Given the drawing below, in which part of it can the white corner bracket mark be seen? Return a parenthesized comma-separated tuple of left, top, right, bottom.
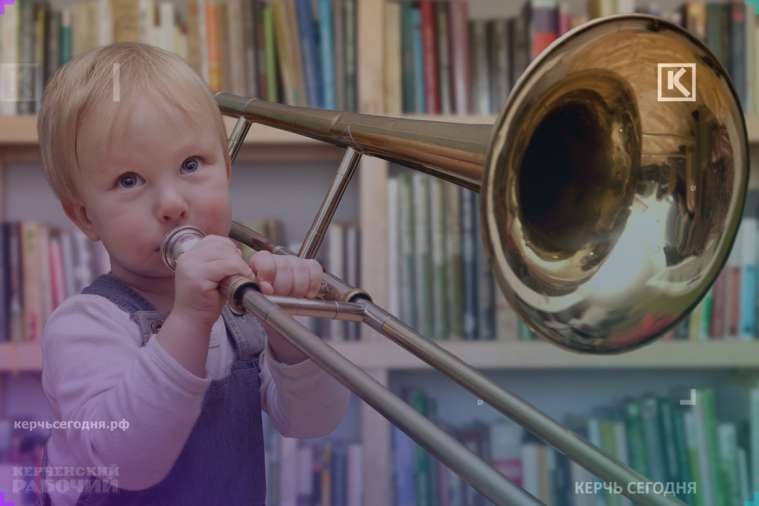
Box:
(679, 389, 697, 406)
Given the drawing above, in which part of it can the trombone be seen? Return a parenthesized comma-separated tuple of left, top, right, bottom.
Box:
(161, 14, 749, 505)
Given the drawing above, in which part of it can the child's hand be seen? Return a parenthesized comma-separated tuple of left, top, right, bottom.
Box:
(249, 250, 323, 298)
(173, 235, 255, 328)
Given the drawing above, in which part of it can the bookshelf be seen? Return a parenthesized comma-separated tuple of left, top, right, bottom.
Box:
(9, 339, 759, 372)
(2, 0, 759, 505)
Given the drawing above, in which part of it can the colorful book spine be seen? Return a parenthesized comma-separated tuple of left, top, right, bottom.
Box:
(295, 0, 323, 108)
(318, 0, 335, 109)
(740, 191, 759, 340)
(420, 0, 439, 114)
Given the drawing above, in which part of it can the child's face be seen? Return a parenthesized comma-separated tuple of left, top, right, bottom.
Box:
(66, 95, 232, 281)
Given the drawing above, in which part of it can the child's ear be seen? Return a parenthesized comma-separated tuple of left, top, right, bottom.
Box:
(62, 200, 100, 242)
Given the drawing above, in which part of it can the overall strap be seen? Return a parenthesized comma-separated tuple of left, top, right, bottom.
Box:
(82, 273, 155, 313)
(82, 273, 166, 346)
(221, 306, 266, 361)
(83, 273, 266, 358)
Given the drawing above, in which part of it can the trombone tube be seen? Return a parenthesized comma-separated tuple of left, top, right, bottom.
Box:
(299, 147, 361, 259)
(361, 304, 684, 506)
(228, 117, 253, 162)
(239, 287, 543, 505)
(215, 92, 490, 191)
(266, 296, 365, 322)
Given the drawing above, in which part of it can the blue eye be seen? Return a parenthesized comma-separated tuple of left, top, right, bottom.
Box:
(116, 172, 143, 189)
(180, 156, 201, 174)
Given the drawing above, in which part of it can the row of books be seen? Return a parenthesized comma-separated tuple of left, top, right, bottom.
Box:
(387, 0, 759, 116)
(391, 0, 576, 115)
(393, 384, 758, 506)
(0, 0, 358, 116)
(264, 433, 363, 506)
(0, 221, 110, 343)
(387, 172, 506, 342)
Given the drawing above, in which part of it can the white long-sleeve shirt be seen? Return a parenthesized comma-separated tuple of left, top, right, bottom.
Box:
(40, 294, 350, 506)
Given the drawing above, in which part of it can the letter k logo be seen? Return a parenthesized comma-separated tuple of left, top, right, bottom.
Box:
(657, 63, 696, 102)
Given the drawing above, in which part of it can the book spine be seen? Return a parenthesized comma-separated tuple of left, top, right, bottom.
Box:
(410, 6, 425, 113)
(489, 19, 510, 115)
(412, 173, 432, 337)
(448, 0, 469, 114)
(186, 0, 200, 76)
(60, 7, 71, 65)
(401, 1, 415, 113)
(420, 0, 439, 114)
(263, 3, 279, 103)
(640, 397, 666, 481)
(699, 286, 714, 341)
(331, 0, 345, 110)
(445, 184, 463, 339)
(295, 0, 322, 107)
(730, 0, 747, 107)
(435, 3, 451, 115)
(399, 173, 417, 329)
(529, 0, 559, 60)
(21, 222, 41, 342)
(255, 0, 269, 99)
(272, 0, 294, 104)
(387, 177, 400, 317)
(710, 270, 727, 338)
(717, 423, 740, 505)
(242, 0, 259, 98)
(18, 0, 35, 115)
(206, 0, 222, 91)
(318, 0, 335, 109)
(429, 178, 448, 340)
(343, 0, 356, 111)
(461, 189, 478, 340)
(624, 400, 649, 477)
(683, 410, 705, 506)
(470, 19, 489, 115)
(287, 0, 308, 106)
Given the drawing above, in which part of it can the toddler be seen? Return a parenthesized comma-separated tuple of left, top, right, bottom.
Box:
(36, 42, 350, 506)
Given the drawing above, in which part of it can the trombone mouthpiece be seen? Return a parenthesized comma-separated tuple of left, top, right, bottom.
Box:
(160, 225, 205, 271)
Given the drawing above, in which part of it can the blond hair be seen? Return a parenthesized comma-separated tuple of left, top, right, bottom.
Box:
(37, 42, 230, 208)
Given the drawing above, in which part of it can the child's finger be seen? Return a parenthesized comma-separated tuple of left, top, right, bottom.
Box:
(259, 280, 274, 296)
(307, 260, 322, 298)
(292, 260, 311, 298)
(250, 250, 276, 285)
(272, 255, 294, 295)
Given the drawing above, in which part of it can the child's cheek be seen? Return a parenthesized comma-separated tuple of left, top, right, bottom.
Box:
(204, 200, 233, 235)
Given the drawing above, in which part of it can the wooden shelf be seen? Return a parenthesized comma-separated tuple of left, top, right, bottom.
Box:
(5, 339, 759, 373)
(0, 342, 42, 373)
(0, 115, 343, 163)
(335, 339, 759, 370)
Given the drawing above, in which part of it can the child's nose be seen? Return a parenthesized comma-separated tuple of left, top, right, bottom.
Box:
(158, 192, 188, 223)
